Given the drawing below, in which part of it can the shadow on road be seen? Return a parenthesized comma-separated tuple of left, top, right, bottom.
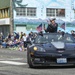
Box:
(30, 65, 75, 69)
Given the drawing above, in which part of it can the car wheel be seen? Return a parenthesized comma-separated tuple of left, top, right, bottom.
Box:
(27, 51, 34, 68)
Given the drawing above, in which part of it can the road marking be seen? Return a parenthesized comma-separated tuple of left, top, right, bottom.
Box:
(0, 61, 27, 65)
(8, 58, 24, 60)
(0, 58, 25, 60)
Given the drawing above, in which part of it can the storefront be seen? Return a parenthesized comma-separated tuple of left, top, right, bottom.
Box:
(13, 0, 75, 33)
(0, 0, 11, 37)
(0, 18, 10, 37)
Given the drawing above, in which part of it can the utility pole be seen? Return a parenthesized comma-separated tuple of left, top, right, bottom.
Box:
(10, 0, 14, 34)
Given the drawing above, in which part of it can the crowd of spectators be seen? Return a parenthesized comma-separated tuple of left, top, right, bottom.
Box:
(0, 30, 75, 51)
(0, 31, 37, 51)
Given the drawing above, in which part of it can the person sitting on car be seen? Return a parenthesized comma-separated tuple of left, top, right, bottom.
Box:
(44, 18, 58, 33)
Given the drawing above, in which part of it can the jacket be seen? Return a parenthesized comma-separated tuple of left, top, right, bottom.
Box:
(45, 23, 58, 33)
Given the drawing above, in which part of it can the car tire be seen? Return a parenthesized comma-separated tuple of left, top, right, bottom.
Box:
(27, 51, 34, 68)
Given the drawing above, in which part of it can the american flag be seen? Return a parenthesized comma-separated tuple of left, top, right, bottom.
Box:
(60, 23, 65, 30)
(36, 23, 42, 32)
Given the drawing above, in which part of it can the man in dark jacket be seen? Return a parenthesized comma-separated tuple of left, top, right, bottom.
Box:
(45, 18, 58, 33)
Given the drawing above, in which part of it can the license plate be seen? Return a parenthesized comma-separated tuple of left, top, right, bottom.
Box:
(57, 58, 67, 64)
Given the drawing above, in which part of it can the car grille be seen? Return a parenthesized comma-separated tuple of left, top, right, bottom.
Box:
(41, 58, 75, 64)
(67, 58, 75, 63)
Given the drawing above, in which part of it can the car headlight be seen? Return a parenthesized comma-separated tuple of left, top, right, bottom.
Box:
(33, 47, 38, 51)
(33, 46, 45, 52)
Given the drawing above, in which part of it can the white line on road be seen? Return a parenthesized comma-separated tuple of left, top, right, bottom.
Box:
(0, 61, 27, 65)
(0, 58, 26, 61)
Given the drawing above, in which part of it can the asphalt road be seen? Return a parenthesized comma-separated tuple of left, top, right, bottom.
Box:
(0, 48, 75, 75)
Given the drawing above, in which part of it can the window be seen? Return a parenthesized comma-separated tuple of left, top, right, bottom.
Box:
(0, 8, 9, 19)
(0, 10, 2, 18)
(16, 7, 26, 16)
(5, 8, 9, 17)
(46, 8, 65, 17)
(27, 8, 36, 16)
(56, 9, 65, 17)
(46, 8, 55, 17)
(16, 7, 36, 17)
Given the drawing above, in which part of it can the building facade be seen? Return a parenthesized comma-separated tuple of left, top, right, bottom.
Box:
(0, 0, 11, 37)
(0, 0, 75, 35)
(13, 0, 75, 33)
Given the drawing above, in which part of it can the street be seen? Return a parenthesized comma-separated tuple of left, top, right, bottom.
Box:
(0, 48, 75, 75)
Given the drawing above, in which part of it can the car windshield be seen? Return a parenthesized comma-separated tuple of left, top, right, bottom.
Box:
(34, 33, 75, 44)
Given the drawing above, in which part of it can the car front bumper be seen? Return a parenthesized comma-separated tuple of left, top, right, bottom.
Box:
(31, 52, 75, 65)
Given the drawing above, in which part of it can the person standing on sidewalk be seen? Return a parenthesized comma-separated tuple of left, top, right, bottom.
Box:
(22, 33, 27, 51)
(0, 34, 2, 48)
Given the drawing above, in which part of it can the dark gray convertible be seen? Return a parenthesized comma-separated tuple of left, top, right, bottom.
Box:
(27, 33, 75, 68)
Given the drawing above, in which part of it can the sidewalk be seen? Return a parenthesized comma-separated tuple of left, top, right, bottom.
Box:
(0, 46, 27, 52)
(0, 47, 18, 51)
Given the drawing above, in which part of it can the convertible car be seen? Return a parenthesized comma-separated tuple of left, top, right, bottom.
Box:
(27, 33, 75, 68)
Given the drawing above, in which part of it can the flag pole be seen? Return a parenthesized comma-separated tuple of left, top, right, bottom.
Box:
(64, 22, 66, 33)
(63, 22, 65, 33)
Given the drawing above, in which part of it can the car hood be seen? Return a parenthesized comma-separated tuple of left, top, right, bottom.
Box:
(35, 42, 75, 51)
(51, 42, 64, 49)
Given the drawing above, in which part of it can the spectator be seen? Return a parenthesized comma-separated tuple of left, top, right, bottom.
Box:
(57, 30, 62, 33)
(8, 33, 11, 40)
(11, 33, 14, 41)
(71, 30, 75, 38)
(22, 33, 27, 51)
(0, 34, 2, 48)
(14, 32, 19, 40)
(20, 32, 23, 40)
(1, 39, 7, 48)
